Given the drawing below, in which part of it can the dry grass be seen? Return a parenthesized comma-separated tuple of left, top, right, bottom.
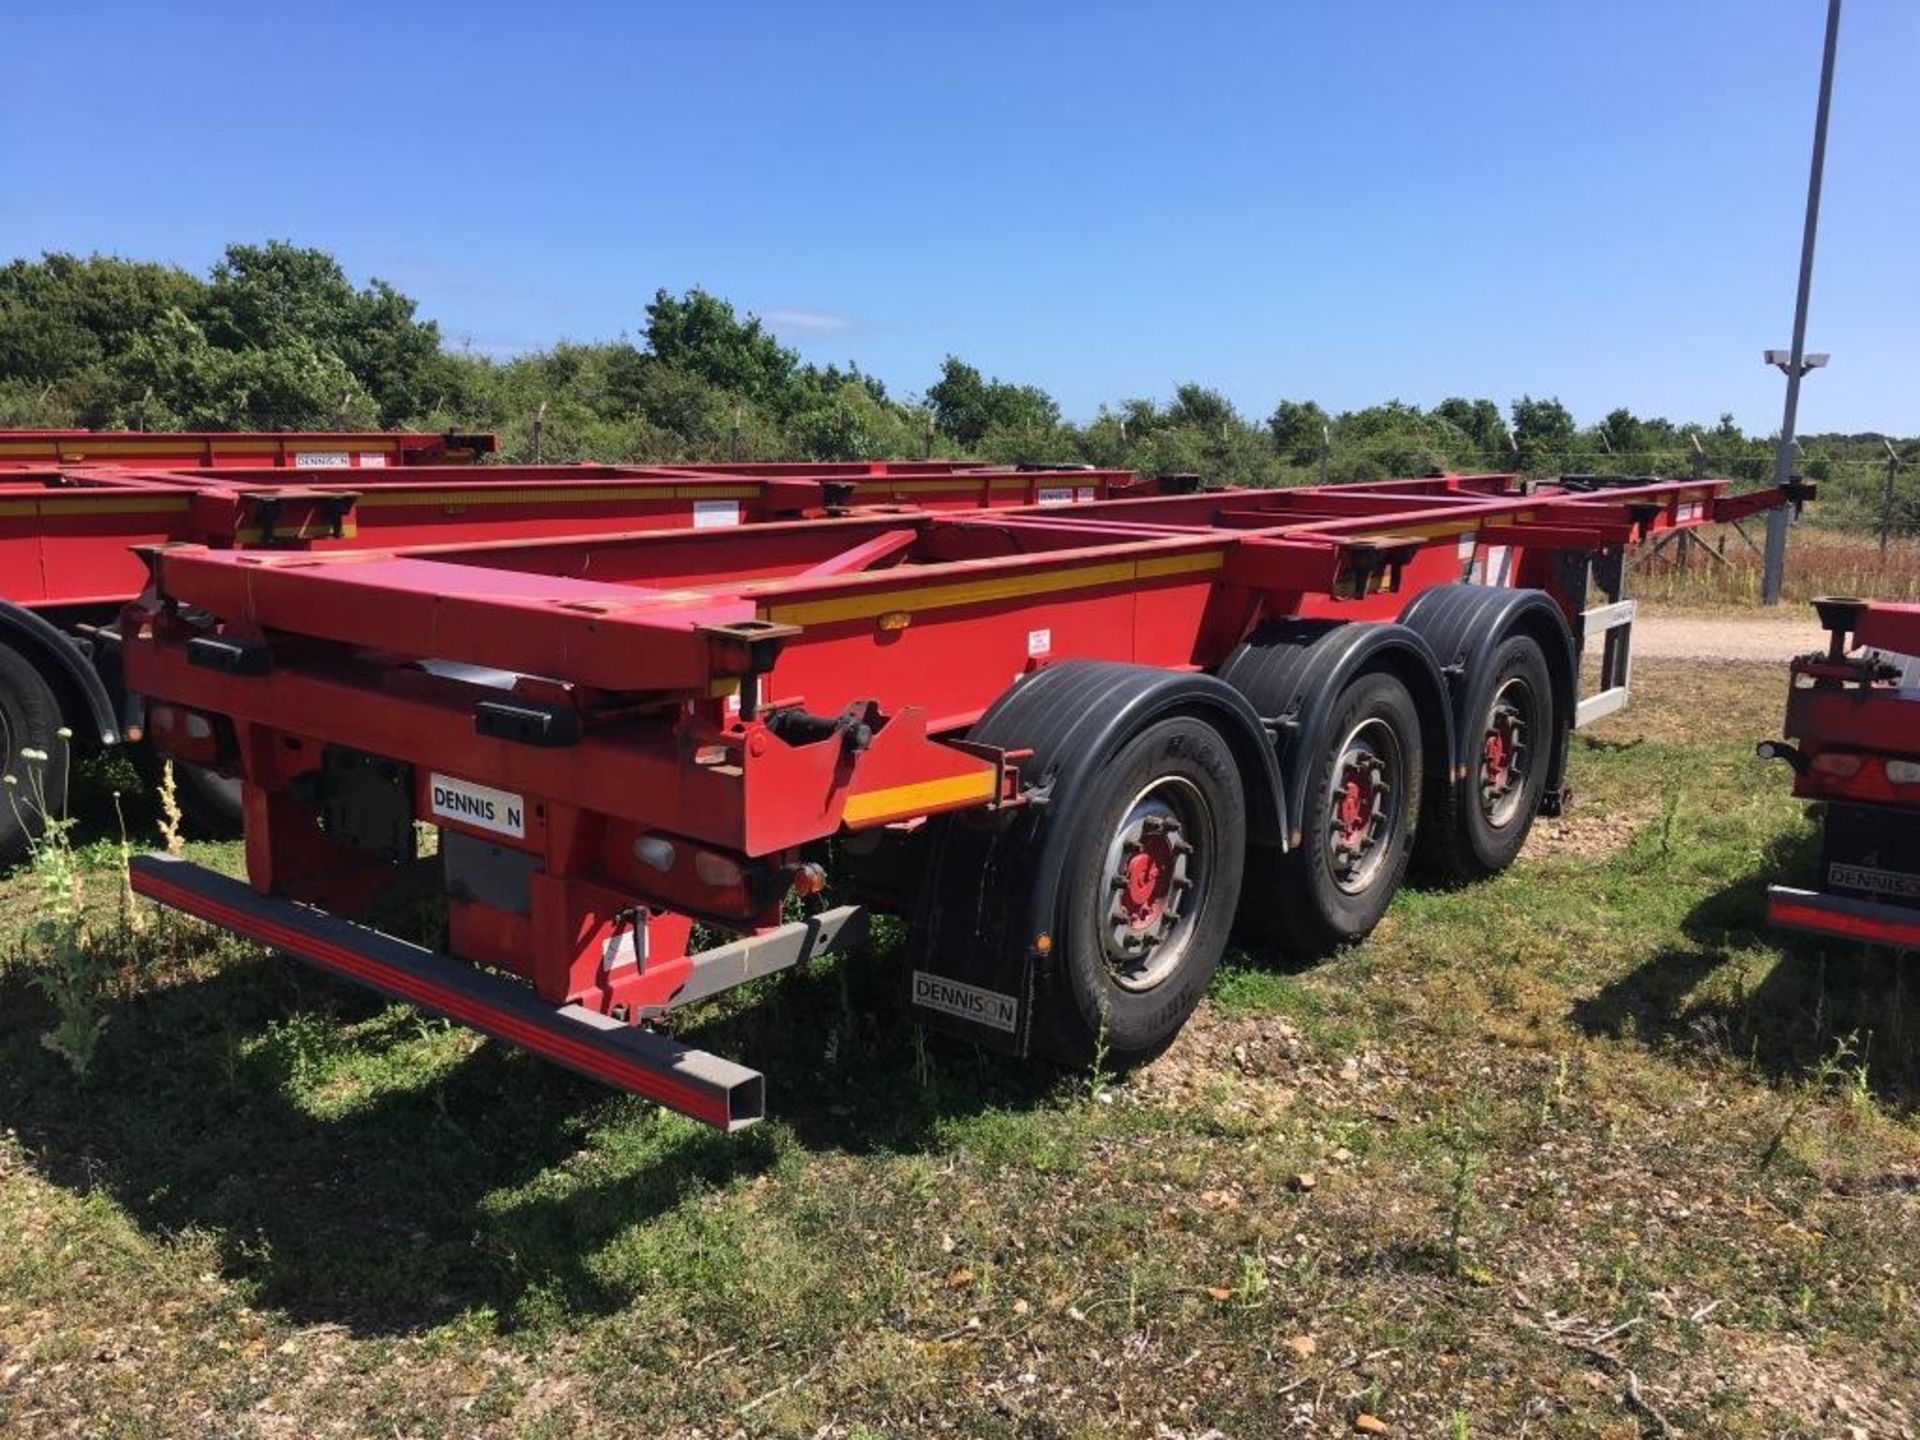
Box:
(1632, 523, 1920, 607)
(1, 660, 1917, 1437)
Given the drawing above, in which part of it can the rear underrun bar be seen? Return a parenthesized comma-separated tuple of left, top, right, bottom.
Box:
(129, 853, 765, 1131)
(1766, 884, 1920, 951)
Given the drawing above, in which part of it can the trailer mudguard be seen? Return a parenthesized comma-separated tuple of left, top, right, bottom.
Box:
(1398, 584, 1577, 799)
(0, 600, 119, 745)
(1216, 619, 1454, 849)
(908, 662, 1284, 1056)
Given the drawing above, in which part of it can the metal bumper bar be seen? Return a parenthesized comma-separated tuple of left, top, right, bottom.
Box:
(1766, 883, 1920, 952)
(129, 853, 766, 1130)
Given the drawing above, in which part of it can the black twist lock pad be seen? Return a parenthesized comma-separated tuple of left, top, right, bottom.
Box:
(1821, 802, 1920, 911)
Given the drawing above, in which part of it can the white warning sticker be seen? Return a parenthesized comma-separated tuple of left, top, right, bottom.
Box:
(1027, 627, 1052, 657)
(693, 499, 741, 528)
(429, 772, 526, 839)
(356, 452, 389, 468)
(912, 971, 1019, 1033)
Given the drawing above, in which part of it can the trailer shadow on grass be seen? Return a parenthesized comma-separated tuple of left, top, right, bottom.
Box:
(1571, 826, 1920, 1106)
(0, 929, 1057, 1338)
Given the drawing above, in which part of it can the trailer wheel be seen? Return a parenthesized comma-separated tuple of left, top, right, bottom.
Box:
(1419, 633, 1555, 881)
(1045, 714, 1247, 1063)
(1239, 670, 1422, 956)
(0, 644, 68, 864)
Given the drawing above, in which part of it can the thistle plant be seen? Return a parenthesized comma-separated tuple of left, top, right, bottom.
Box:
(6, 729, 115, 1078)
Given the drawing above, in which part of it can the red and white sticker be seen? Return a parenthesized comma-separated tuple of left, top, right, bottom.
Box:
(356, 452, 389, 468)
(1474, 544, 1512, 587)
(1027, 627, 1052, 657)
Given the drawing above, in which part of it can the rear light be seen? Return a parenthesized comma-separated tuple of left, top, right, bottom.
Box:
(1810, 752, 1864, 778)
(632, 835, 677, 873)
(145, 703, 226, 766)
(694, 851, 744, 888)
(1888, 760, 1920, 785)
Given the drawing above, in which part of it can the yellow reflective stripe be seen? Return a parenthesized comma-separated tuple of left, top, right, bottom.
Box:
(842, 770, 997, 825)
(883, 479, 982, 495)
(0, 496, 191, 517)
(0, 439, 201, 457)
(1136, 550, 1225, 580)
(354, 483, 759, 507)
(762, 550, 1224, 627)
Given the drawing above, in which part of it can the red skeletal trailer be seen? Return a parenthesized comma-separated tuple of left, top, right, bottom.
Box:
(117, 467, 1807, 1129)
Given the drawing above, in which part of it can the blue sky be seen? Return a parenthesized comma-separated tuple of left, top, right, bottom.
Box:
(3, 1, 1914, 434)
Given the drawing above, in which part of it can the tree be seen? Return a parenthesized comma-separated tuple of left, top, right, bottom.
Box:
(927, 355, 1059, 447)
(643, 288, 797, 412)
(114, 306, 374, 429)
(1510, 394, 1575, 468)
(1596, 406, 1646, 457)
(197, 242, 441, 423)
(1433, 396, 1505, 458)
(1167, 383, 1236, 431)
(1267, 399, 1329, 465)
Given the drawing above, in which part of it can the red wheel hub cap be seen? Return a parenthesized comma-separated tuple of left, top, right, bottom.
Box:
(1484, 727, 1510, 788)
(1337, 773, 1373, 849)
(1119, 833, 1174, 929)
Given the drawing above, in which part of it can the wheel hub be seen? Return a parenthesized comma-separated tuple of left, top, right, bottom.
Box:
(1100, 790, 1206, 993)
(1325, 718, 1400, 896)
(1479, 681, 1532, 826)
(1330, 754, 1387, 867)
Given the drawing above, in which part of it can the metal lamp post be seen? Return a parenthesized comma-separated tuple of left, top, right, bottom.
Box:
(1761, 0, 1842, 605)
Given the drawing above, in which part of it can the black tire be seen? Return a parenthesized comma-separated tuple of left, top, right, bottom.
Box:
(1418, 633, 1555, 883)
(0, 643, 69, 865)
(1042, 714, 1247, 1065)
(1238, 670, 1422, 957)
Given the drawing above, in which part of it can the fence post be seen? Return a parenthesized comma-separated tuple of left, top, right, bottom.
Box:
(1883, 440, 1903, 555)
(531, 401, 546, 464)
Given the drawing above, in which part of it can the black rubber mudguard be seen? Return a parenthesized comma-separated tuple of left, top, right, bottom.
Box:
(1217, 619, 1453, 845)
(0, 601, 120, 745)
(906, 662, 1283, 1057)
(1398, 583, 1576, 791)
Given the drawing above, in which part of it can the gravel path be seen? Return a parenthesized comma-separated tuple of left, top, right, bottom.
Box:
(1633, 608, 1826, 662)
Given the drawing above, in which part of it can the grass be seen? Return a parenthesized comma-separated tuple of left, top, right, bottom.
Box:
(1, 658, 1918, 1436)
(1632, 521, 1920, 606)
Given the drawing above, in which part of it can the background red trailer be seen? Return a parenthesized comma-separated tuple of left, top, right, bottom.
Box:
(1761, 597, 1920, 949)
(0, 428, 496, 470)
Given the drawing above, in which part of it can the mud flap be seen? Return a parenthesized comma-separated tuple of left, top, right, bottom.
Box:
(904, 808, 1047, 1057)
